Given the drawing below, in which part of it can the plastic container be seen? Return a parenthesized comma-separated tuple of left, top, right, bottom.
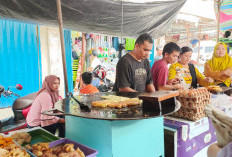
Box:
(50, 138, 98, 157)
(24, 128, 60, 157)
(25, 128, 60, 146)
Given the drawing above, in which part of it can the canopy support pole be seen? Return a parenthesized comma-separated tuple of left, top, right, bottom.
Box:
(56, 0, 69, 97)
(79, 33, 86, 89)
(217, 1, 221, 42)
(197, 25, 201, 63)
(119, 1, 124, 59)
(185, 24, 190, 46)
(121, 1, 123, 42)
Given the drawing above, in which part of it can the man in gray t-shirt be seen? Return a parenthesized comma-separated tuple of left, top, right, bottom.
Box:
(113, 33, 155, 93)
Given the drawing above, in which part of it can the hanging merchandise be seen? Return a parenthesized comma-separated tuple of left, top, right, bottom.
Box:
(125, 38, 136, 51)
(71, 31, 81, 39)
(74, 33, 87, 92)
(70, 31, 83, 91)
(84, 33, 119, 85)
(112, 37, 119, 51)
(86, 33, 90, 39)
(72, 59, 79, 85)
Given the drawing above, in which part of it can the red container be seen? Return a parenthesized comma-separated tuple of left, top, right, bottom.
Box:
(49, 138, 98, 157)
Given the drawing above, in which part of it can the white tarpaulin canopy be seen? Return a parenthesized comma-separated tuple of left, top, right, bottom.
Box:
(0, 0, 186, 38)
(168, 0, 216, 36)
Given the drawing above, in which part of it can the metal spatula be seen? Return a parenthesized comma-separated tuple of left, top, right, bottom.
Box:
(68, 92, 91, 112)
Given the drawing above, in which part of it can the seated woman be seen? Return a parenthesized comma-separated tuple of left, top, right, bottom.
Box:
(26, 75, 65, 137)
(168, 46, 213, 89)
(204, 42, 232, 87)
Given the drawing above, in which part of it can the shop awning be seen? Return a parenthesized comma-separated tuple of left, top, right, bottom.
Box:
(220, 0, 232, 31)
(0, 0, 186, 38)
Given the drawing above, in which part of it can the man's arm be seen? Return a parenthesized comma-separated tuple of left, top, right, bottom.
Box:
(145, 83, 155, 92)
(119, 87, 137, 92)
(158, 84, 183, 91)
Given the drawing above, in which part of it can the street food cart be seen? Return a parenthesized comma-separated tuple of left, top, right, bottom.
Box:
(44, 91, 180, 157)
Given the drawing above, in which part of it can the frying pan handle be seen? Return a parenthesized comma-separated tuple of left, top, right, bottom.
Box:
(42, 108, 65, 116)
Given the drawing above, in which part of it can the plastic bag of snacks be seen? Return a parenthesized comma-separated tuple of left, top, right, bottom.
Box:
(205, 105, 232, 148)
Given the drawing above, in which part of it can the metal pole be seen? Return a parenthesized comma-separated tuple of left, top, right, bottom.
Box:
(36, 26, 41, 88)
(197, 25, 201, 63)
(217, 1, 221, 42)
(118, 1, 123, 59)
(121, 1, 123, 42)
(79, 33, 86, 88)
(56, 0, 69, 97)
(185, 24, 190, 46)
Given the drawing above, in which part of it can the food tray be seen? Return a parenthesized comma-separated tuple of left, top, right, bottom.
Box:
(21, 128, 60, 157)
(22, 128, 59, 147)
(50, 138, 98, 157)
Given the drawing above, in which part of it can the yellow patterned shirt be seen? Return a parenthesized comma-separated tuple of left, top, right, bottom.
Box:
(168, 62, 208, 88)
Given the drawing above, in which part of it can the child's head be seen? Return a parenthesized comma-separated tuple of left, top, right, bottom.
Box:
(81, 72, 93, 85)
(162, 42, 181, 64)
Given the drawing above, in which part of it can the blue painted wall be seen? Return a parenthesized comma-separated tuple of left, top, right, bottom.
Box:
(0, 19, 73, 107)
(0, 19, 41, 108)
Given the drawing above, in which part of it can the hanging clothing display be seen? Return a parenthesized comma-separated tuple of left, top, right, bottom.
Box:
(125, 38, 136, 50)
(113, 37, 119, 51)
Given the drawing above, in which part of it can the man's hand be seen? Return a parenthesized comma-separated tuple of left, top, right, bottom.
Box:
(119, 87, 137, 92)
(146, 84, 155, 93)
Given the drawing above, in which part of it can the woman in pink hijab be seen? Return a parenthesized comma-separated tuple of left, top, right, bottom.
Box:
(26, 75, 65, 137)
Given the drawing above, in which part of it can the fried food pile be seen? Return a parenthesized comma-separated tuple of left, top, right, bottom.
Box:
(11, 132, 31, 145)
(0, 135, 14, 148)
(25, 142, 85, 157)
(0, 135, 30, 157)
(92, 95, 142, 108)
(173, 87, 212, 121)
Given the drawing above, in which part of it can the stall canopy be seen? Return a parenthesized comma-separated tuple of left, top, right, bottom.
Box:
(168, 0, 216, 36)
(0, 0, 186, 38)
(220, 0, 232, 31)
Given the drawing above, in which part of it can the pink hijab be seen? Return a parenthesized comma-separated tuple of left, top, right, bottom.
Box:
(36, 75, 60, 104)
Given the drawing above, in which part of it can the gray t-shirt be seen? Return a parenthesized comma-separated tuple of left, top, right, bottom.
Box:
(113, 53, 153, 92)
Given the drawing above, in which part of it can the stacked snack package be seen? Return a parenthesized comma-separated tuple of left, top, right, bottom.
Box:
(173, 87, 212, 121)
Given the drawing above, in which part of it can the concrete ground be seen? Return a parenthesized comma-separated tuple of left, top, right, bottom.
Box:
(0, 107, 14, 122)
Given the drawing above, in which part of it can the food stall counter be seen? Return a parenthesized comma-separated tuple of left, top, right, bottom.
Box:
(44, 92, 180, 157)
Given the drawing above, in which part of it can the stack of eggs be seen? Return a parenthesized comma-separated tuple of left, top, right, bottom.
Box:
(173, 87, 211, 121)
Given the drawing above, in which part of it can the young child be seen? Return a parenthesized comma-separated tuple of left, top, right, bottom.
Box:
(80, 72, 99, 94)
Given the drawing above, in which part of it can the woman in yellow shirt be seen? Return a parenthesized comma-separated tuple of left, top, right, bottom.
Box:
(204, 42, 232, 87)
(168, 46, 213, 89)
